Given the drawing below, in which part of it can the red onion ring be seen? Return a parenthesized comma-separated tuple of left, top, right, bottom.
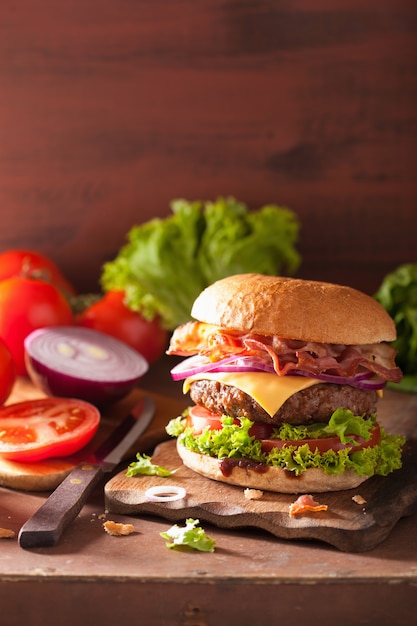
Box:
(292, 370, 386, 390)
(170, 354, 386, 390)
(144, 485, 186, 502)
(170, 354, 260, 380)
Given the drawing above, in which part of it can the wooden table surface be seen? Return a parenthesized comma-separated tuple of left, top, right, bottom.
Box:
(1, 357, 417, 626)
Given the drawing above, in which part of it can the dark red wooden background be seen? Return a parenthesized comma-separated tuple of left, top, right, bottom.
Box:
(1, 0, 416, 295)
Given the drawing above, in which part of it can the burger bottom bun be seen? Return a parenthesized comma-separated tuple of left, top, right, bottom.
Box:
(177, 440, 369, 494)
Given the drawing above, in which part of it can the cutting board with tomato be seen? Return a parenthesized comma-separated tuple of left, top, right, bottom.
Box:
(105, 389, 417, 552)
(0, 377, 187, 491)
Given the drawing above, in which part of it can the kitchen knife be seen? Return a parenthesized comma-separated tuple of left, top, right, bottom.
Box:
(18, 395, 155, 549)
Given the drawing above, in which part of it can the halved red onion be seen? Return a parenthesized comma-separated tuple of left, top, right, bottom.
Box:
(24, 326, 149, 407)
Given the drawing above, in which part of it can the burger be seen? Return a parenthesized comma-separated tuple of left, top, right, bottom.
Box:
(166, 273, 405, 493)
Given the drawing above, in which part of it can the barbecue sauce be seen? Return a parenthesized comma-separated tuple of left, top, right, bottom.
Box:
(219, 458, 301, 480)
(219, 458, 269, 477)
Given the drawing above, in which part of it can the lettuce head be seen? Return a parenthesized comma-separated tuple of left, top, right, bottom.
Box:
(375, 263, 417, 392)
(101, 197, 301, 329)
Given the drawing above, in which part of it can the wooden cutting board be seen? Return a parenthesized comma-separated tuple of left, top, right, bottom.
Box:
(0, 377, 187, 491)
(105, 389, 417, 552)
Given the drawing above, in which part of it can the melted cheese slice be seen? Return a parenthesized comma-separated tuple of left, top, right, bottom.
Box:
(183, 372, 322, 417)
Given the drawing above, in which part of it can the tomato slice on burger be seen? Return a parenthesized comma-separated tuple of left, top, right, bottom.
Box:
(186, 405, 228, 434)
(260, 423, 381, 454)
(0, 398, 100, 462)
(186, 405, 273, 437)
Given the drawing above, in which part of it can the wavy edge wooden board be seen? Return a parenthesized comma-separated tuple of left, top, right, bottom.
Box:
(0, 378, 187, 491)
(105, 437, 417, 553)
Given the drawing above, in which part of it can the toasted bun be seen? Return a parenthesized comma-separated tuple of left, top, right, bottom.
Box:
(177, 441, 367, 494)
(191, 274, 396, 345)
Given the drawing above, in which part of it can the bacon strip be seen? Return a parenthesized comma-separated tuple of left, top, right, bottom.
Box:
(167, 322, 223, 356)
(289, 494, 328, 517)
(167, 321, 402, 383)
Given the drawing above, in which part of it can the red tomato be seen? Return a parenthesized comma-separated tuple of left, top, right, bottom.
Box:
(186, 405, 381, 453)
(186, 405, 227, 433)
(260, 423, 381, 454)
(76, 290, 168, 364)
(0, 277, 73, 376)
(0, 339, 16, 405)
(186, 405, 272, 437)
(0, 249, 76, 296)
(0, 398, 100, 462)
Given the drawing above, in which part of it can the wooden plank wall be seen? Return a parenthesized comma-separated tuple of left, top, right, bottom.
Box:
(1, 0, 416, 295)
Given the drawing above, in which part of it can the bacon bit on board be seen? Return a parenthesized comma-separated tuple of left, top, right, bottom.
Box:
(289, 494, 328, 517)
(0, 527, 15, 539)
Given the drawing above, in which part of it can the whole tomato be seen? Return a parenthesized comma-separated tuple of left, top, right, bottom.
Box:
(0, 249, 76, 297)
(76, 290, 168, 364)
(0, 338, 16, 404)
(0, 277, 74, 376)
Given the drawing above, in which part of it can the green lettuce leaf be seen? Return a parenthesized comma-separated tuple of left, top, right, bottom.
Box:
(125, 453, 173, 477)
(276, 409, 374, 444)
(375, 263, 417, 392)
(100, 197, 300, 329)
(167, 408, 405, 478)
(160, 518, 216, 552)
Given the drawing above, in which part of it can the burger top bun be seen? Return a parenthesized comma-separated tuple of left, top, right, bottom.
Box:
(191, 273, 396, 345)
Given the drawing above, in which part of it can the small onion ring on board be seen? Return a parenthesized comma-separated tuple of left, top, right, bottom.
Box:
(144, 485, 187, 502)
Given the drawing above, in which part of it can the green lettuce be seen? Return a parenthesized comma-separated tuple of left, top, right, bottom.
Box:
(375, 263, 417, 392)
(100, 197, 300, 329)
(167, 408, 405, 478)
(160, 518, 216, 552)
(276, 408, 375, 444)
(125, 452, 173, 477)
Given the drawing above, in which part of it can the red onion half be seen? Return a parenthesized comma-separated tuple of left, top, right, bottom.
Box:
(24, 326, 149, 406)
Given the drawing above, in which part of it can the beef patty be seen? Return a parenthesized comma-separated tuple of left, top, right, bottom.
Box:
(189, 379, 378, 426)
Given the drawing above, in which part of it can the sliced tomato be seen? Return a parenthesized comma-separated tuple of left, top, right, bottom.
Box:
(0, 398, 100, 462)
(186, 405, 381, 454)
(187, 406, 284, 439)
(260, 423, 381, 454)
(186, 405, 227, 434)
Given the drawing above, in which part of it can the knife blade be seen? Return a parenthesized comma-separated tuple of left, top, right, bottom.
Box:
(18, 395, 155, 549)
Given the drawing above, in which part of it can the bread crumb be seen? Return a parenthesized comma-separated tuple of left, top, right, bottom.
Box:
(0, 527, 15, 539)
(103, 520, 136, 536)
(244, 488, 263, 500)
(352, 494, 367, 505)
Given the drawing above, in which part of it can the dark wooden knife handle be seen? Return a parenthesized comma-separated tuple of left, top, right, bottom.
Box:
(18, 463, 104, 549)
